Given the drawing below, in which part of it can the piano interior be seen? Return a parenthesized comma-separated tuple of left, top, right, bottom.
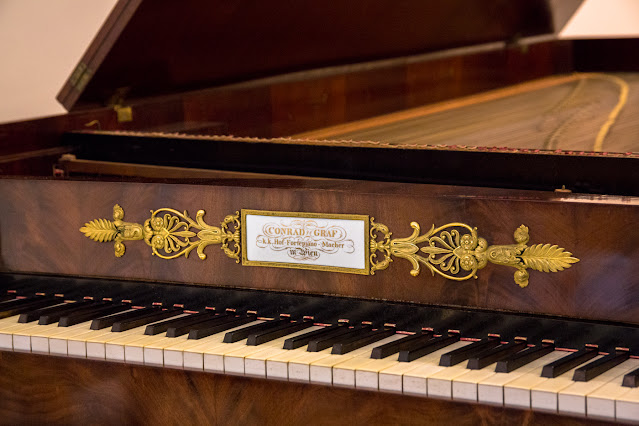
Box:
(1, 0, 639, 424)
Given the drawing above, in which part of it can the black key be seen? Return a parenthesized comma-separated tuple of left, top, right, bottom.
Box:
(58, 303, 130, 327)
(38, 301, 101, 325)
(0, 296, 58, 318)
(0, 296, 46, 309)
(622, 367, 639, 388)
(18, 301, 72, 322)
(188, 315, 256, 340)
(371, 331, 433, 359)
(247, 320, 314, 346)
(573, 351, 630, 382)
(308, 325, 370, 352)
(496, 343, 555, 373)
(166, 313, 228, 337)
(467, 339, 528, 370)
(283, 324, 350, 350)
(399, 334, 460, 362)
(223, 319, 288, 343)
(541, 347, 598, 378)
(146, 312, 217, 336)
(0, 297, 62, 318)
(91, 307, 157, 330)
(439, 337, 501, 367)
(332, 328, 396, 355)
(112, 309, 182, 332)
(0, 294, 18, 303)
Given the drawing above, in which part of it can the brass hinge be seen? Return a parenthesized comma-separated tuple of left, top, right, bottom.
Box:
(69, 62, 93, 92)
(113, 105, 133, 123)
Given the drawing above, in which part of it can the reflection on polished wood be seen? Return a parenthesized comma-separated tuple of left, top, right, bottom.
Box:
(1, 178, 638, 325)
(0, 351, 612, 425)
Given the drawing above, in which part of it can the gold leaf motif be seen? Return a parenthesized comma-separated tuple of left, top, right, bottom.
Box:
(369, 221, 579, 287)
(80, 219, 118, 242)
(143, 208, 240, 261)
(80, 205, 241, 262)
(520, 244, 579, 273)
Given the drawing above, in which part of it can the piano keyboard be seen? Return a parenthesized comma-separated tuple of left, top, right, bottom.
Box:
(2, 274, 639, 422)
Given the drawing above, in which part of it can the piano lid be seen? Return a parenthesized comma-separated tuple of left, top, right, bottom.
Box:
(57, 0, 554, 110)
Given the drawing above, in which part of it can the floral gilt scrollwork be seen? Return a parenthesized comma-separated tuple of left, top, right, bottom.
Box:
(80, 205, 240, 262)
(144, 208, 240, 261)
(80, 204, 144, 257)
(370, 220, 578, 288)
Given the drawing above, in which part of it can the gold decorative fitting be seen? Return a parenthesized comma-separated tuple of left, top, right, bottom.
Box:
(80, 205, 240, 261)
(369, 221, 578, 288)
(114, 105, 133, 123)
(81, 206, 578, 288)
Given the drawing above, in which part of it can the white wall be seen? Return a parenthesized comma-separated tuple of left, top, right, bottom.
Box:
(0, 0, 637, 125)
(560, 0, 639, 38)
(0, 0, 116, 124)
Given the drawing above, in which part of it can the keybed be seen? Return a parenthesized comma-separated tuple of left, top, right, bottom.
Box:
(2, 274, 639, 422)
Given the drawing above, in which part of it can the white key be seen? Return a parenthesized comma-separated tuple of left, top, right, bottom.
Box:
(0, 316, 50, 351)
(24, 322, 87, 353)
(586, 359, 639, 419)
(264, 338, 328, 380)
(243, 326, 324, 377)
(328, 334, 416, 389)
(67, 326, 141, 358)
(558, 359, 639, 416)
(162, 337, 212, 369)
(25, 321, 97, 357)
(111, 333, 174, 364)
(199, 321, 272, 373)
(477, 350, 566, 406)
(48, 322, 96, 355)
(143, 335, 191, 366)
(13, 323, 54, 352)
(67, 312, 187, 358)
(0, 313, 27, 328)
(288, 347, 336, 382)
(427, 360, 474, 399)
(377, 340, 470, 394)
(530, 354, 604, 412)
(309, 334, 405, 385)
(398, 340, 476, 397)
(178, 320, 264, 371)
(616, 386, 639, 423)
(503, 350, 577, 408)
(87, 313, 191, 361)
(204, 339, 252, 373)
(86, 326, 150, 360)
(354, 346, 419, 391)
(224, 326, 319, 375)
(450, 362, 501, 402)
(0, 316, 23, 350)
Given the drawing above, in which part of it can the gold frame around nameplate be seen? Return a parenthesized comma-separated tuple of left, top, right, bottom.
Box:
(241, 209, 370, 275)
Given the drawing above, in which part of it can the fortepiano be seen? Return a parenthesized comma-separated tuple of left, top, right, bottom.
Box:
(1, 1, 639, 424)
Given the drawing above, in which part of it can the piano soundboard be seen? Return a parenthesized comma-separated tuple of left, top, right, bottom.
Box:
(2, 273, 638, 423)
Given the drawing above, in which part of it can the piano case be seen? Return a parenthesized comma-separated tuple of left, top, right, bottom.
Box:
(1, 1, 638, 424)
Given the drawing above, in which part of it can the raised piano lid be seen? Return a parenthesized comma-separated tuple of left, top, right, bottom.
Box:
(56, 0, 554, 110)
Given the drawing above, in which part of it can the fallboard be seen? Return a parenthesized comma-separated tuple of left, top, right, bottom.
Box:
(0, 177, 637, 324)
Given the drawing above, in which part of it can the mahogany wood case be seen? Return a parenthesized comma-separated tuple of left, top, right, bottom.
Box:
(1, 178, 636, 325)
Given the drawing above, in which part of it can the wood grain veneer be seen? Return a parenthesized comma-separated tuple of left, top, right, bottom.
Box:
(1, 178, 637, 325)
(60, 0, 553, 109)
(0, 351, 612, 425)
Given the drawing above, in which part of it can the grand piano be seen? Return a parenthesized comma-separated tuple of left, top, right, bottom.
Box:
(1, 1, 639, 424)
